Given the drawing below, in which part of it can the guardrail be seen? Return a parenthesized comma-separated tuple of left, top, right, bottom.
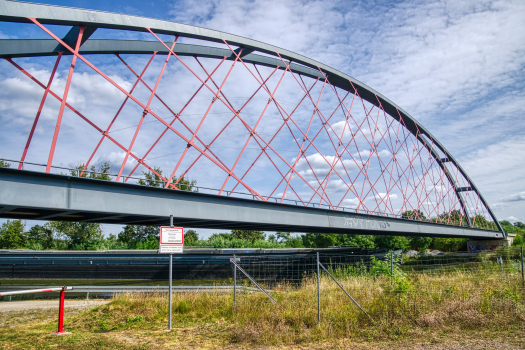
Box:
(0, 286, 72, 334)
(0, 285, 258, 299)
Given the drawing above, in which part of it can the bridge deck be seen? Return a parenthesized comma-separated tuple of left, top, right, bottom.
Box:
(0, 168, 502, 239)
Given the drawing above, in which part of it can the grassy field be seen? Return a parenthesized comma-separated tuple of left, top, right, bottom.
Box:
(0, 265, 524, 349)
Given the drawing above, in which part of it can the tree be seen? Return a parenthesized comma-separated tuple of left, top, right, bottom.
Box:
(410, 236, 433, 252)
(209, 233, 234, 241)
(71, 162, 112, 180)
(0, 220, 25, 249)
(441, 209, 468, 226)
(118, 225, 159, 247)
(0, 160, 10, 168)
(26, 224, 54, 249)
(514, 222, 525, 229)
(513, 234, 524, 246)
(301, 233, 338, 248)
(138, 167, 197, 191)
(275, 232, 291, 242)
(402, 210, 427, 221)
(184, 229, 198, 244)
(500, 220, 516, 233)
(231, 230, 265, 242)
(49, 221, 104, 247)
(375, 235, 411, 251)
(432, 237, 467, 252)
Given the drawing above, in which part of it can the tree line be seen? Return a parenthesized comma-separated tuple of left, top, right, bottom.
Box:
(0, 160, 522, 251)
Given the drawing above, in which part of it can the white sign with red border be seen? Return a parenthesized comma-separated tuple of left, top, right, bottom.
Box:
(159, 226, 184, 254)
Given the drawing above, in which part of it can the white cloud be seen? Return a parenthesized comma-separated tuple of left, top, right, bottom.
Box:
(373, 193, 398, 201)
(293, 152, 359, 178)
(503, 192, 525, 202)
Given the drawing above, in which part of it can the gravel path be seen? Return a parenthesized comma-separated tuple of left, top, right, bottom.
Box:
(0, 299, 109, 312)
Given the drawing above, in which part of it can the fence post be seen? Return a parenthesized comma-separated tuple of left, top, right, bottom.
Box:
(317, 252, 320, 324)
(168, 214, 173, 331)
(390, 250, 394, 286)
(521, 246, 525, 288)
(233, 254, 237, 315)
(56, 287, 65, 334)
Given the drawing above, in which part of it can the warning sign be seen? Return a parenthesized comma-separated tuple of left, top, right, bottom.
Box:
(159, 226, 183, 254)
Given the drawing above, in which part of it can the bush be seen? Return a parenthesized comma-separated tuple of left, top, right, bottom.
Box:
(512, 234, 524, 246)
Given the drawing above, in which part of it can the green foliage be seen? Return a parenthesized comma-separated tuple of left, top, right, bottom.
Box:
(402, 210, 426, 221)
(438, 209, 469, 227)
(190, 236, 284, 249)
(369, 252, 412, 293)
(175, 300, 191, 313)
(0, 220, 25, 249)
(134, 236, 159, 250)
(410, 236, 433, 251)
(138, 166, 197, 192)
(301, 233, 337, 248)
(209, 233, 234, 241)
(284, 236, 304, 248)
(0, 159, 10, 168)
(26, 224, 54, 249)
(71, 162, 112, 180)
(126, 315, 144, 323)
(375, 235, 411, 251)
(512, 234, 524, 246)
(301, 233, 375, 249)
(432, 237, 468, 252)
(48, 221, 104, 249)
(500, 220, 525, 234)
(184, 229, 198, 244)
(231, 230, 266, 242)
(118, 225, 159, 248)
(275, 232, 291, 242)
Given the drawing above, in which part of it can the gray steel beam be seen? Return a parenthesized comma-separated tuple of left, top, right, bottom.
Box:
(54, 25, 97, 52)
(0, 168, 503, 239)
(0, 39, 324, 81)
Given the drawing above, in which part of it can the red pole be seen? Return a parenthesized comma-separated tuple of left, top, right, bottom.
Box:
(57, 287, 65, 334)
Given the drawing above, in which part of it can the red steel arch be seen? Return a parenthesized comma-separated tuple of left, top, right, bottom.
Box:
(0, 1, 503, 234)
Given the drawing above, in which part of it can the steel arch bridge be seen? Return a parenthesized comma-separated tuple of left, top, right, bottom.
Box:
(0, 0, 504, 239)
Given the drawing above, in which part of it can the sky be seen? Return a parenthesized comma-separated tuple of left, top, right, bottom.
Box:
(0, 0, 523, 238)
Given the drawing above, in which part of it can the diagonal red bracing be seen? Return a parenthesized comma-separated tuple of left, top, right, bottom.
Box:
(30, 19, 264, 200)
(81, 52, 158, 177)
(19, 53, 62, 169)
(46, 27, 84, 172)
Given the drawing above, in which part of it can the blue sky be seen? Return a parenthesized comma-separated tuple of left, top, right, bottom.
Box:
(0, 0, 524, 238)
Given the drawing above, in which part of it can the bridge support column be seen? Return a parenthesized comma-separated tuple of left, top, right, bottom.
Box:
(467, 233, 515, 253)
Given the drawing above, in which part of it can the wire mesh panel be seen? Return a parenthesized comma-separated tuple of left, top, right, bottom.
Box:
(232, 248, 524, 295)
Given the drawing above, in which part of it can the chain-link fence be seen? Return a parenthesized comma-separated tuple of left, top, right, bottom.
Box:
(228, 247, 525, 321)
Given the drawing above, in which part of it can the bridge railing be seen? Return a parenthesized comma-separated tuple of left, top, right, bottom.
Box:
(0, 158, 492, 229)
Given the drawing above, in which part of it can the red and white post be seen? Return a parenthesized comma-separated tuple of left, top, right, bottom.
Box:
(0, 286, 72, 334)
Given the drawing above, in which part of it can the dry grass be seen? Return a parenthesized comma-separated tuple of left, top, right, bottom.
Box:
(0, 269, 524, 349)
